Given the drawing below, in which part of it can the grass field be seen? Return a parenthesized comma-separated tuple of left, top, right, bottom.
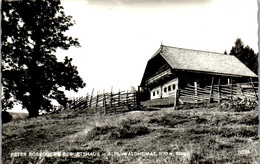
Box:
(2, 105, 259, 164)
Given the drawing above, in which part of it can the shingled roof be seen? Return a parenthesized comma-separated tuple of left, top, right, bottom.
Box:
(141, 45, 257, 85)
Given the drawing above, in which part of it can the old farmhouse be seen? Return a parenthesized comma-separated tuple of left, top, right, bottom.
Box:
(140, 45, 257, 100)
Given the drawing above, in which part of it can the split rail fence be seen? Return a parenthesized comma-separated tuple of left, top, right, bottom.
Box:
(68, 90, 140, 113)
(178, 81, 258, 104)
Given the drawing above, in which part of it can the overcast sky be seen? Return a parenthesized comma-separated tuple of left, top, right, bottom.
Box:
(55, 0, 258, 97)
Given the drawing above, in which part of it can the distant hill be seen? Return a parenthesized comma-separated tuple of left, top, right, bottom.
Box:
(2, 111, 29, 123)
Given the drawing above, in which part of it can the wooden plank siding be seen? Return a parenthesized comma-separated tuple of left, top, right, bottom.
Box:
(146, 68, 172, 86)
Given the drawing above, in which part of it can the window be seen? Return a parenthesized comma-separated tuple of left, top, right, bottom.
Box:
(164, 87, 167, 93)
(172, 84, 176, 90)
(168, 86, 171, 91)
(157, 91, 159, 95)
(153, 91, 155, 96)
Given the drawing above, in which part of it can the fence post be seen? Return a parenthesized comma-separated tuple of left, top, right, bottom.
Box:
(118, 89, 121, 107)
(103, 90, 107, 115)
(230, 78, 233, 100)
(173, 89, 179, 110)
(194, 82, 198, 102)
(71, 97, 77, 110)
(218, 78, 221, 103)
(89, 88, 94, 108)
(96, 91, 99, 108)
(110, 87, 113, 108)
(249, 77, 258, 100)
(133, 92, 136, 107)
(137, 86, 141, 108)
(209, 77, 214, 103)
(85, 94, 89, 109)
(126, 90, 129, 107)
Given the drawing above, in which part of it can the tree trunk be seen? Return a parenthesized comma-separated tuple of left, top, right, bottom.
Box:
(27, 55, 41, 117)
(27, 86, 41, 118)
(28, 107, 39, 118)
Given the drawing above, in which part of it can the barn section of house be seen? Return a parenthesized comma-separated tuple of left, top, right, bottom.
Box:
(140, 45, 258, 100)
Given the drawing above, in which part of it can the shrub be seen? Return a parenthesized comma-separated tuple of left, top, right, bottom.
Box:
(239, 114, 259, 125)
(2, 111, 12, 123)
(219, 98, 258, 112)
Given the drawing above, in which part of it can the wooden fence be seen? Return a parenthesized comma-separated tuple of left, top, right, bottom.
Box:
(68, 90, 140, 113)
(178, 81, 258, 104)
(44, 81, 258, 114)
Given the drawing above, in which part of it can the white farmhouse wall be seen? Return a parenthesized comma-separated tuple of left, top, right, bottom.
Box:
(150, 85, 162, 99)
(162, 78, 178, 98)
(150, 78, 178, 100)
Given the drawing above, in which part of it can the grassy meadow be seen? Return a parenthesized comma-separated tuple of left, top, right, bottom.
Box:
(2, 104, 259, 164)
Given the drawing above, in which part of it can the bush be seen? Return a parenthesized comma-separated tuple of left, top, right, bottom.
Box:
(239, 114, 259, 125)
(2, 111, 12, 123)
(219, 98, 258, 112)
